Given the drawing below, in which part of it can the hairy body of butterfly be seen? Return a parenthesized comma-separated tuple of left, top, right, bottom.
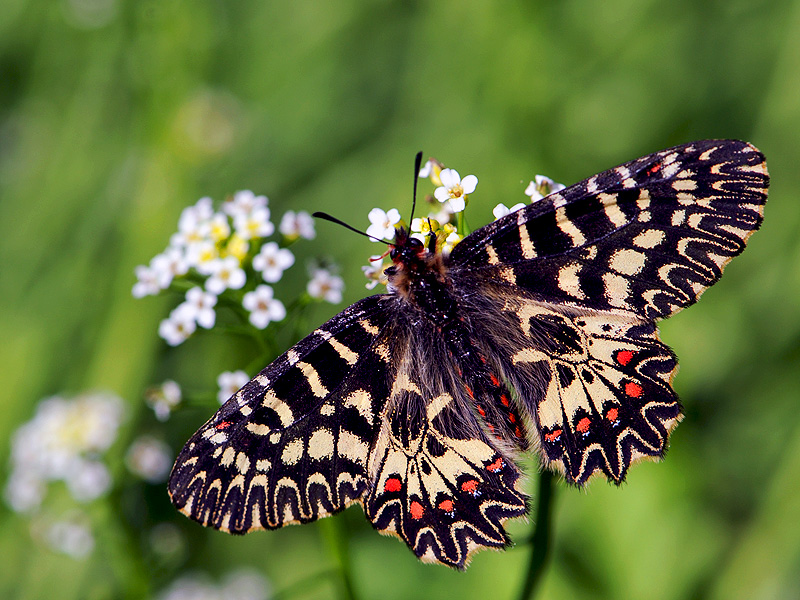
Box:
(169, 140, 768, 568)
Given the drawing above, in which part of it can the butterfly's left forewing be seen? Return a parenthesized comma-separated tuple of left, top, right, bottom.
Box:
(168, 296, 397, 532)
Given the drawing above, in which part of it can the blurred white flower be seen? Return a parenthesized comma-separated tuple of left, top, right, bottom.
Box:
(233, 206, 274, 240)
(171, 197, 214, 248)
(186, 240, 219, 274)
(221, 568, 272, 600)
(206, 212, 231, 242)
(433, 169, 477, 213)
(307, 269, 344, 304)
(151, 247, 189, 289)
(4, 392, 124, 512)
(366, 208, 401, 241)
(205, 257, 246, 295)
(65, 458, 111, 502)
(218, 370, 250, 404)
(146, 380, 182, 421)
(279, 210, 315, 240)
(243, 285, 286, 329)
(126, 436, 173, 483)
(5, 471, 45, 513)
(183, 287, 217, 329)
(492, 202, 527, 220)
(253, 242, 295, 283)
(159, 304, 197, 346)
(132, 264, 161, 298)
(223, 190, 268, 218)
(525, 174, 565, 202)
(40, 515, 95, 559)
(158, 569, 270, 600)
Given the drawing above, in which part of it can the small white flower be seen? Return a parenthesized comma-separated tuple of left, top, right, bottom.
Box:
(132, 264, 161, 298)
(307, 269, 344, 304)
(205, 257, 246, 294)
(366, 208, 401, 242)
(362, 255, 387, 290)
(492, 202, 527, 220)
(206, 212, 231, 242)
(151, 247, 189, 289)
(4, 471, 45, 513)
(186, 240, 219, 274)
(243, 285, 286, 329)
(184, 287, 217, 329)
(433, 169, 477, 213)
(171, 197, 213, 248)
(442, 230, 463, 255)
(223, 190, 268, 218)
(217, 370, 250, 404)
(126, 436, 173, 483)
(253, 242, 295, 283)
(65, 459, 111, 502)
(159, 304, 197, 346)
(233, 206, 274, 240)
(146, 380, 182, 421)
(279, 210, 316, 240)
(418, 159, 433, 178)
(525, 174, 566, 202)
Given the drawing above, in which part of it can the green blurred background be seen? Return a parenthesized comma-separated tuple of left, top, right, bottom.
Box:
(2, 0, 799, 599)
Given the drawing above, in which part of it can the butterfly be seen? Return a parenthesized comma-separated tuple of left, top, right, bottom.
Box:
(168, 140, 768, 568)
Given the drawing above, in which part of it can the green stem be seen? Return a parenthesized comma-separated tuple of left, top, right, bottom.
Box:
(318, 516, 357, 600)
(517, 470, 556, 600)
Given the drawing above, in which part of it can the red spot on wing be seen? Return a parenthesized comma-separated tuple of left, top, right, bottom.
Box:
(500, 394, 510, 407)
(606, 407, 619, 422)
(489, 374, 500, 387)
(508, 413, 516, 423)
(515, 427, 523, 438)
(215, 421, 232, 430)
(646, 163, 662, 176)
(544, 429, 562, 442)
(384, 477, 402, 493)
(477, 405, 486, 417)
(624, 382, 643, 398)
(486, 457, 504, 472)
(438, 499, 454, 513)
(461, 479, 479, 495)
(464, 385, 474, 398)
(616, 350, 634, 366)
(409, 501, 425, 520)
(576, 417, 591, 434)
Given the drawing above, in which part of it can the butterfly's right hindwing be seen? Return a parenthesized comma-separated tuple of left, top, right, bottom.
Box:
(168, 295, 396, 532)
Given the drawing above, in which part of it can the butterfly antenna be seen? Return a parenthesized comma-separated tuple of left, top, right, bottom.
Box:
(312, 212, 393, 245)
(409, 151, 423, 225)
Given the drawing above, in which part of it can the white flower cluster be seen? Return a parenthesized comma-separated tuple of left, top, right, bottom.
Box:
(493, 175, 566, 221)
(5, 392, 125, 514)
(133, 192, 321, 346)
(158, 569, 271, 600)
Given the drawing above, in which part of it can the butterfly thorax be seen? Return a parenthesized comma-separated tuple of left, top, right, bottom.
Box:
(385, 226, 530, 450)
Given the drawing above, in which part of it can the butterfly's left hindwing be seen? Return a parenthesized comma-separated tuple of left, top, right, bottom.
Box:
(168, 296, 395, 532)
